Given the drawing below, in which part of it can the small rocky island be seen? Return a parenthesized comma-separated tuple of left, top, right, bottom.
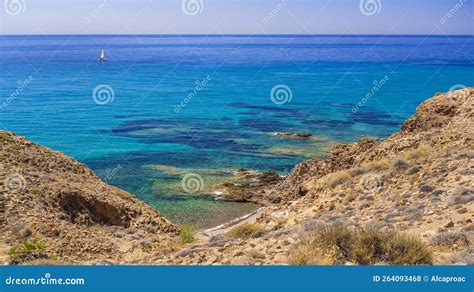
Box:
(0, 88, 472, 265)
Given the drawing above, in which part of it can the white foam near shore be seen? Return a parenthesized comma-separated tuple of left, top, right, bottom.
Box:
(202, 207, 264, 234)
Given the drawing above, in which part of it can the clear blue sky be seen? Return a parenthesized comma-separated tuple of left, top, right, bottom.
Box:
(1, 0, 473, 35)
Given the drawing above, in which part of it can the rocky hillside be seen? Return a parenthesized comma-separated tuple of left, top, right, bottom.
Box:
(160, 87, 473, 265)
(0, 132, 178, 264)
(0, 87, 472, 265)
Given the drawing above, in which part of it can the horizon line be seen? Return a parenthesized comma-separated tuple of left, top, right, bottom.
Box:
(1, 33, 473, 37)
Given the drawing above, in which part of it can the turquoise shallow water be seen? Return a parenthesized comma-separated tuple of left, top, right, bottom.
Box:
(0, 35, 473, 228)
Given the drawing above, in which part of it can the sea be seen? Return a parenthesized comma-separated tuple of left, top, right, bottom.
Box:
(0, 35, 473, 228)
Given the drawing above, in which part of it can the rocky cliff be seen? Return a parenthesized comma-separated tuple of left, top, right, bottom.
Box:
(0, 132, 178, 264)
(162, 87, 473, 265)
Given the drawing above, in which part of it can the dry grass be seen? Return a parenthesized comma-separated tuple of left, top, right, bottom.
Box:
(226, 224, 264, 239)
(430, 232, 470, 249)
(116, 190, 134, 201)
(290, 223, 433, 265)
(361, 160, 390, 171)
(327, 171, 352, 188)
(404, 145, 431, 161)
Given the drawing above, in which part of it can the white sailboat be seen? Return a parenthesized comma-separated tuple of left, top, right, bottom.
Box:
(97, 48, 107, 62)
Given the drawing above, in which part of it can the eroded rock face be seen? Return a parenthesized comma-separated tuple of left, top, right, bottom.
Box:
(56, 191, 132, 227)
(0, 131, 178, 264)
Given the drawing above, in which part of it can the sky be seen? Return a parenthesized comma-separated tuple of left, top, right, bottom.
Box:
(0, 0, 473, 35)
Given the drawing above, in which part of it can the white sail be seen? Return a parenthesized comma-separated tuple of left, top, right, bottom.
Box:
(98, 48, 107, 62)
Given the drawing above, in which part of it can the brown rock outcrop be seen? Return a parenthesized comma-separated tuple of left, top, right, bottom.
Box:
(0, 131, 178, 264)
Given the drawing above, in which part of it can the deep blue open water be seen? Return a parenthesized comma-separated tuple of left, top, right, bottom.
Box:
(1, 35, 473, 227)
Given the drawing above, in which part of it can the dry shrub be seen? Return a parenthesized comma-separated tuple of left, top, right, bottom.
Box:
(226, 224, 263, 239)
(361, 160, 390, 171)
(430, 232, 470, 248)
(327, 171, 352, 188)
(290, 223, 432, 265)
(404, 145, 431, 161)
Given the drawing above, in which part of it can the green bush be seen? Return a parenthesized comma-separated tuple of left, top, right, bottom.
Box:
(8, 241, 48, 265)
(179, 225, 195, 244)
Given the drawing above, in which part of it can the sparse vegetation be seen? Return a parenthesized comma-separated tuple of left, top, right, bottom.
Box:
(392, 158, 409, 171)
(179, 225, 195, 244)
(290, 223, 433, 265)
(404, 145, 431, 161)
(227, 224, 264, 239)
(348, 167, 366, 177)
(361, 160, 390, 171)
(116, 190, 134, 200)
(8, 241, 48, 265)
(430, 232, 470, 249)
(31, 188, 43, 195)
(327, 171, 352, 188)
(0, 131, 15, 142)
